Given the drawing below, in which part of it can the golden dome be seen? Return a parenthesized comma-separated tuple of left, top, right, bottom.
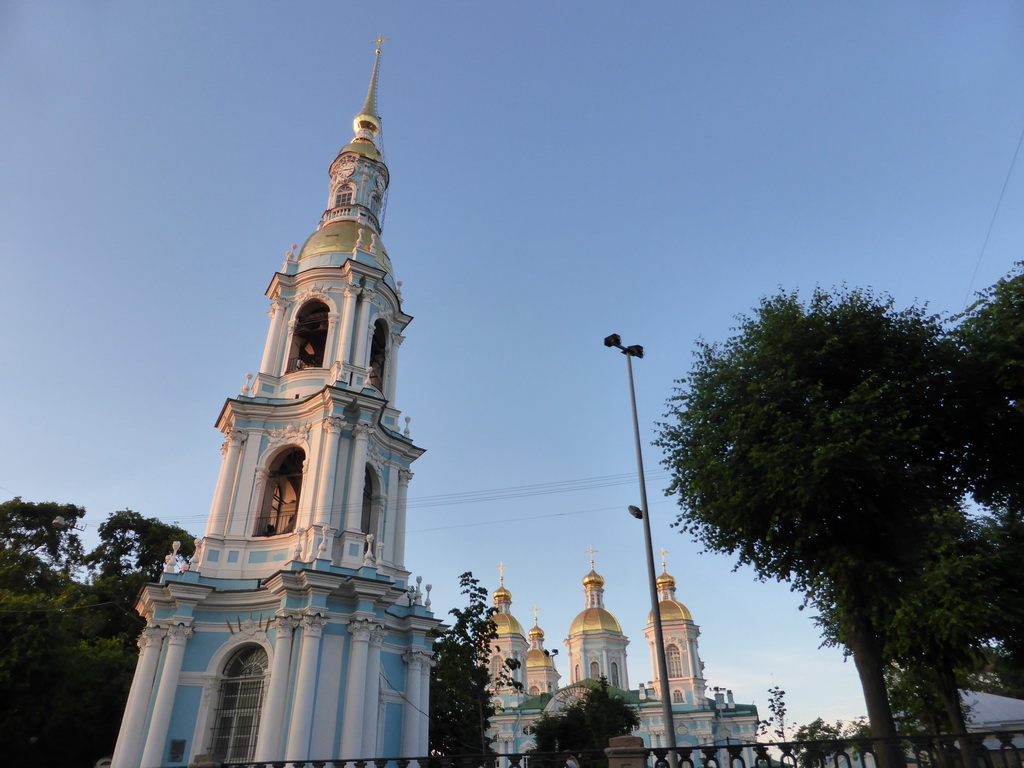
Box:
(491, 612, 525, 637)
(297, 220, 392, 274)
(647, 599, 693, 624)
(569, 607, 622, 635)
(582, 569, 605, 588)
(526, 647, 555, 669)
(529, 623, 544, 640)
(656, 571, 676, 588)
(493, 584, 512, 602)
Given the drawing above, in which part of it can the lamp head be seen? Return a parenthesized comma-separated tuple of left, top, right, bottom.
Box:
(628, 505, 643, 519)
(604, 334, 622, 348)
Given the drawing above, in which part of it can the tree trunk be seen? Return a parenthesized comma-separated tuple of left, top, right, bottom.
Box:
(932, 663, 976, 768)
(843, 614, 905, 768)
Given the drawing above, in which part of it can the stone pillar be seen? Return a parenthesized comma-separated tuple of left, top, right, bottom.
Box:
(401, 649, 426, 757)
(336, 283, 358, 367)
(386, 332, 404, 402)
(360, 626, 387, 756)
(315, 417, 344, 530)
(339, 619, 372, 758)
(253, 615, 299, 762)
(139, 623, 193, 768)
(352, 288, 374, 369)
(111, 626, 166, 768)
(606, 735, 649, 768)
(393, 469, 412, 569)
(284, 613, 328, 760)
(343, 423, 372, 532)
(207, 429, 245, 536)
(259, 297, 291, 375)
(418, 653, 433, 753)
(323, 310, 342, 368)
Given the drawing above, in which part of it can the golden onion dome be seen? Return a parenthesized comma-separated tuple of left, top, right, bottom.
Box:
(529, 623, 544, 640)
(647, 599, 693, 624)
(491, 612, 525, 637)
(527, 647, 555, 669)
(582, 569, 605, 588)
(656, 571, 676, 588)
(569, 607, 623, 635)
(493, 584, 512, 603)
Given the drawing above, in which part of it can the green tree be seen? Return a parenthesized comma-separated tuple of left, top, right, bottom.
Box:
(429, 571, 520, 755)
(0, 499, 196, 767)
(656, 287, 966, 765)
(758, 685, 789, 741)
(531, 678, 640, 754)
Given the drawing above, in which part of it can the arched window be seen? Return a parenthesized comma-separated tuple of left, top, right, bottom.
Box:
(610, 661, 620, 688)
(334, 187, 353, 207)
(672, 689, 684, 704)
(287, 300, 330, 372)
(667, 644, 683, 678)
(256, 449, 303, 536)
(360, 465, 383, 540)
(574, 664, 581, 683)
(368, 320, 388, 392)
(589, 660, 600, 680)
(369, 193, 381, 215)
(490, 655, 504, 685)
(529, 685, 540, 696)
(209, 645, 268, 762)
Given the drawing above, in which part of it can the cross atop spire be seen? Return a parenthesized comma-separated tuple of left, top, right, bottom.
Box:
(498, 561, 506, 586)
(532, 605, 540, 625)
(353, 42, 385, 144)
(372, 34, 389, 54)
(586, 545, 599, 569)
(659, 548, 669, 571)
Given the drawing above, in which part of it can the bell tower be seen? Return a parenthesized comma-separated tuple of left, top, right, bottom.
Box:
(112, 42, 439, 768)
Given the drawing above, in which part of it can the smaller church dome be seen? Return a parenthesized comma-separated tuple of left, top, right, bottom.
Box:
(528, 623, 544, 640)
(491, 612, 525, 637)
(656, 571, 676, 588)
(526, 647, 555, 669)
(493, 584, 512, 602)
(648, 599, 693, 624)
(582, 569, 605, 588)
(338, 138, 382, 163)
(569, 607, 623, 635)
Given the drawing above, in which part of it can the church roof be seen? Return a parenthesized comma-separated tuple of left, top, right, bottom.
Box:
(569, 606, 623, 635)
(526, 647, 556, 669)
(647, 599, 693, 624)
(491, 612, 525, 637)
(297, 220, 393, 276)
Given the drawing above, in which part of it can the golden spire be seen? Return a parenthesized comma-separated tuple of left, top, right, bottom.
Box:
(352, 37, 386, 143)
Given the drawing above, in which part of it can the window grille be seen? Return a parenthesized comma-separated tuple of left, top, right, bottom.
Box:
(209, 646, 268, 762)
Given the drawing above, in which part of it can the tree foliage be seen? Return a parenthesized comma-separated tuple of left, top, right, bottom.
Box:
(429, 571, 519, 755)
(656, 287, 967, 753)
(531, 678, 640, 754)
(0, 498, 196, 767)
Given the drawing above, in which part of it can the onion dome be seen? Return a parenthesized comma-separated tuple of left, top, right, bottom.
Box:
(529, 623, 544, 641)
(570, 607, 623, 634)
(582, 569, 605, 588)
(492, 612, 525, 637)
(527, 647, 556, 669)
(648, 563, 693, 624)
(657, 571, 676, 589)
(493, 583, 512, 603)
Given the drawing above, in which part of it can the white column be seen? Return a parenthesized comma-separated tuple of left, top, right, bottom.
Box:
(259, 297, 291, 375)
(336, 283, 358, 367)
(386, 332, 404, 402)
(284, 613, 328, 760)
(315, 417, 344, 529)
(401, 650, 425, 757)
(360, 626, 386, 756)
(343, 423, 372, 532)
(207, 429, 245, 536)
(111, 626, 166, 768)
(393, 469, 412, 569)
(253, 615, 298, 762)
(352, 288, 374, 369)
(339, 619, 372, 758)
(323, 310, 342, 369)
(418, 654, 433, 753)
(139, 623, 193, 768)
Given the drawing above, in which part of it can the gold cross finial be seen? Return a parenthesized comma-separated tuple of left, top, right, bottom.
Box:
(372, 34, 389, 54)
(498, 561, 506, 586)
(533, 605, 540, 624)
(586, 545, 599, 569)
(658, 548, 669, 571)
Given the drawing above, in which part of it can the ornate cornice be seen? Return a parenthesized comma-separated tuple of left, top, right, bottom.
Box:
(266, 423, 311, 449)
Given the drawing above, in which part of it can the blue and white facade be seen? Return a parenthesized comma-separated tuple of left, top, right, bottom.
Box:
(487, 560, 760, 754)
(111, 47, 439, 768)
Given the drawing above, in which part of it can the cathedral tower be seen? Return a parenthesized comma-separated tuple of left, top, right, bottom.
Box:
(111, 45, 439, 768)
(644, 558, 706, 706)
(564, 556, 629, 689)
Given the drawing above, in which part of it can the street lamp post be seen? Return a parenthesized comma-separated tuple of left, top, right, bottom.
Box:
(604, 334, 678, 763)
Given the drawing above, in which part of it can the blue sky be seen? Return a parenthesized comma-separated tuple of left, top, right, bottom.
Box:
(2, 1, 1022, 730)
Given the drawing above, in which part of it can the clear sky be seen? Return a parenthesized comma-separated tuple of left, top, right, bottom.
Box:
(2, 1, 1022, 732)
